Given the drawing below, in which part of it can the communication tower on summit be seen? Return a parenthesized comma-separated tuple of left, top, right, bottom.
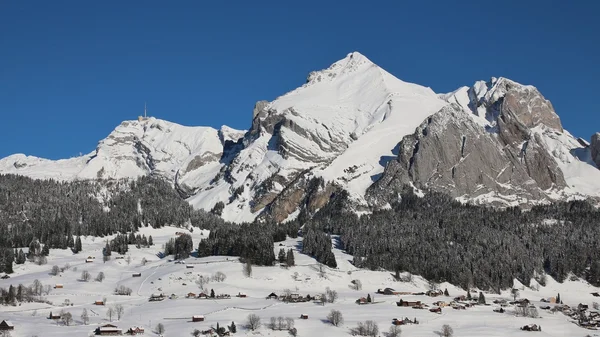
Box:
(138, 102, 149, 122)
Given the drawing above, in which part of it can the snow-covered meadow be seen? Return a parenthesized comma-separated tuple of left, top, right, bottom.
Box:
(1, 226, 598, 337)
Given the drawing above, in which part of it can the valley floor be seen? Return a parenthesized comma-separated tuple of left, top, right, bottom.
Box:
(1, 226, 598, 337)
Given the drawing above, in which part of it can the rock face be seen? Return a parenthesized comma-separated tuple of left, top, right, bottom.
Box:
(592, 133, 600, 168)
(368, 78, 568, 206)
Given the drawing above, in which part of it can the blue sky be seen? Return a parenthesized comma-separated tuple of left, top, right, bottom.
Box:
(1, 1, 598, 159)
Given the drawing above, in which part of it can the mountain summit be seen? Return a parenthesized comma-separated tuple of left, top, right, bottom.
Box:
(1, 53, 599, 221)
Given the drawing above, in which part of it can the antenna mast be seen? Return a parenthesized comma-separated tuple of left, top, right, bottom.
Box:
(144, 102, 147, 118)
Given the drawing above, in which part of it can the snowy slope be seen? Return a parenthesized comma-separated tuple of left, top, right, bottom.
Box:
(0, 153, 90, 181)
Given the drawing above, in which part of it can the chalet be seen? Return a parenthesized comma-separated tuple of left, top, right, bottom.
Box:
(115, 256, 124, 260)
(454, 295, 467, 301)
(95, 300, 105, 305)
(198, 292, 209, 299)
(149, 293, 165, 302)
(377, 288, 397, 295)
(396, 300, 421, 307)
(95, 323, 122, 336)
(300, 314, 308, 319)
(132, 273, 142, 277)
(86, 258, 94, 263)
(236, 292, 247, 298)
(87, 256, 96, 260)
(54, 284, 63, 289)
(192, 315, 205, 322)
(592, 292, 600, 297)
(186, 264, 194, 269)
(520, 324, 541, 332)
(356, 297, 368, 305)
(0, 320, 14, 331)
(48, 312, 61, 320)
(187, 292, 197, 299)
(216, 294, 231, 299)
(429, 307, 442, 313)
(392, 317, 417, 326)
(493, 307, 505, 313)
(433, 301, 448, 307)
(426, 290, 443, 297)
(127, 326, 144, 335)
(266, 292, 278, 299)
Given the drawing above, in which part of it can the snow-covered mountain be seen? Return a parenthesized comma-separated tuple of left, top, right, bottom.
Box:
(1, 52, 599, 222)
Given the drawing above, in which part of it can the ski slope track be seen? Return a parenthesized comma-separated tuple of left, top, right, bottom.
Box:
(1, 52, 599, 222)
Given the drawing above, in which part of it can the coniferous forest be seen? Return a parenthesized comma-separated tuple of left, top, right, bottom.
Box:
(2, 173, 600, 292)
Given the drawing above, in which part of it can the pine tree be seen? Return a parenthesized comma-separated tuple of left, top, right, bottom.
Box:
(467, 290, 472, 301)
(230, 321, 237, 333)
(367, 293, 372, 303)
(210, 289, 215, 298)
(278, 248, 286, 264)
(478, 291, 486, 304)
(74, 236, 82, 254)
(104, 243, 112, 257)
(67, 235, 75, 248)
(16, 249, 26, 264)
(286, 249, 295, 267)
(444, 288, 449, 296)
(40, 244, 49, 256)
(556, 293, 561, 304)
(148, 235, 154, 246)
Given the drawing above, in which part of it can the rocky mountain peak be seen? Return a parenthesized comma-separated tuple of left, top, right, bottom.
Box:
(592, 132, 600, 168)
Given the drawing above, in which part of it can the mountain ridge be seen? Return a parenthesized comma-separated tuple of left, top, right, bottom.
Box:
(1, 52, 599, 222)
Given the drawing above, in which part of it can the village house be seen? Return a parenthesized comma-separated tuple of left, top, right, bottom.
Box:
(115, 256, 124, 260)
(215, 293, 231, 299)
(0, 320, 14, 331)
(48, 312, 61, 320)
(396, 299, 421, 307)
(377, 288, 398, 295)
(132, 273, 142, 277)
(149, 293, 165, 302)
(192, 315, 205, 322)
(426, 289, 444, 297)
(433, 301, 448, 307)
(187, 292, 197, 299)
(429, 307, 442, 313)
(186, 264, 194, 269)
(87, 256, 95, 260)
(198, 292, 209, 299)
(127, 326, 144, 335)
(592, 292, 600, 297)
(86, 258, 94, 263)
(266, 292, 278, 300)
(95, 323, 123, 335)
(54, 284, 63, 289)
(236, 292, 247, 298)
(95, 300, 105, 305)
(392, 317, 418, 326)
(520, 324, 541, 332)
(356, 297, 369, 304)
(300, 314, 308, 319)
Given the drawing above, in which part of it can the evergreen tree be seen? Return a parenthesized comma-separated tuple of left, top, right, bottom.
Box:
(148, 235, 154, 246)
(74, 236, 82, 253)
(230, 321, 237, 333)
(16, 249, 26, 264)
(278, 248, 286, 264)
(556, 293, 561, 304)
(103, 243, 112, 257)
(210, 289, 215, 298)
(67, 235, 75, 248)
(40, 244, 49, 257)
(444, 288, 449, 297)
(478, 291, 486, 305)
(467, 290, 472, 301)
(367, 293, 372, 303)
(286, 249, 295, 267)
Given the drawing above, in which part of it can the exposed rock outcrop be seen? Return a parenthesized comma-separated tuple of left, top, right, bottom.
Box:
(592, 133, 600, 168)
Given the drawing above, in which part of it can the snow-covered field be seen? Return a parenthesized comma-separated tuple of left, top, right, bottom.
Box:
(1, 226, 599, 337)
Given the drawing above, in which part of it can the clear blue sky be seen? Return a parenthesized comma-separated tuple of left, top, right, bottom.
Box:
(1, 1, 598, 159)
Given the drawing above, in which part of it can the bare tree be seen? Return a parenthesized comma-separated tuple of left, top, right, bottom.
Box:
(50, 265, 60, 276)
(125, 255, 132, 265)
(270, 317, 277, 330)
(285, 317, 295, 330)
(81, 270, 91, 282)
(32, 279, 43, 296)
(365, 320, 379, 337)
(106, 306, 115, 322)
(277, 316, 286, 330)
(95, 272, 105, 282)
(156, 323, 165, 334)
(81, 308, 89, 325)
(196, 275, 209, 290)
(212, 271, 226, 282)
(441, 324, 454, 337)
(61, 311, 73, 326)
(243, 262, 252, 277)
(289, 328, 298, 337)
(327, 309, 343, 326)
(247, 314, 261, 331)
(326, 287, 338, 303)
(43, 284, 52, 295)
(350, 279, 362, 291)
(141, 257, 148, 266)
(388, 325, 402, 337)
(115, 304, 124, 320)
